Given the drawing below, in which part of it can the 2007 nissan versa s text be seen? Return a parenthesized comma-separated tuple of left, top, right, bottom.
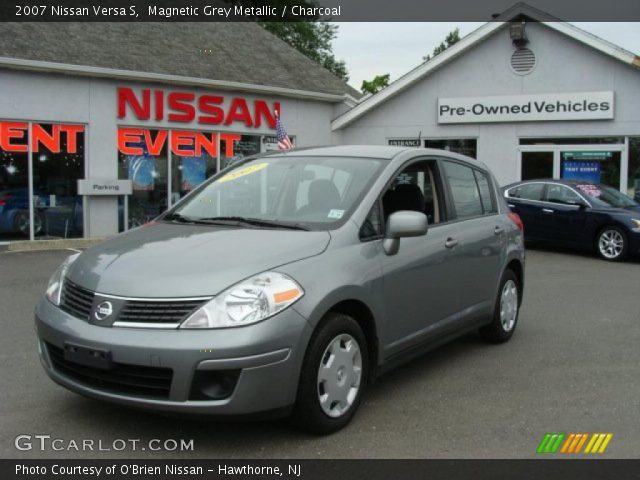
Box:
(36, 146, 525, 434)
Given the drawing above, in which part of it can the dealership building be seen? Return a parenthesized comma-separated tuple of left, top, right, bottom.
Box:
(1, 3, 639, 242)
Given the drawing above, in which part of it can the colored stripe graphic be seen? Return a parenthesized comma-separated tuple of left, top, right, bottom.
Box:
(537, 433, 566, 453)
(538, 433, 613, 454)
(584, 433, 613, 454)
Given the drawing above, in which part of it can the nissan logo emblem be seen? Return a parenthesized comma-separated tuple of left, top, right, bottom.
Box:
(94, 301, 113, 321)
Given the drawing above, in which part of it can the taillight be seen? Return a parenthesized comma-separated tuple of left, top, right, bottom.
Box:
(0, 195, 11, 206)
(508, 212, 524, 231)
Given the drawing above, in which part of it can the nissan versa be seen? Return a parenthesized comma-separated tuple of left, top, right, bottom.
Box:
(36, 146, 525, 434)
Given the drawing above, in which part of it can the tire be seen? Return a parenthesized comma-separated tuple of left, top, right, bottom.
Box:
(596, 226, 628, 261)
(479, 269, 520, 343)
(291, 313, 368, 434)
(13, 210, 43, 236)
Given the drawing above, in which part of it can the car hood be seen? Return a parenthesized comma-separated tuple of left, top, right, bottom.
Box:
(66, 222, 330, 297)
(590, 205, 640, 215)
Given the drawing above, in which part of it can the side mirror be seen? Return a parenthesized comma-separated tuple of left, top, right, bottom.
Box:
(383, 210, 428, 255)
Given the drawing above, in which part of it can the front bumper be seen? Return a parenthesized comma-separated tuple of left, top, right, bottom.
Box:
(35, 298, 312, 416)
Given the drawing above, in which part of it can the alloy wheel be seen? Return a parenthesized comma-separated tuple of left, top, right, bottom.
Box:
(598, 229, 624, 260)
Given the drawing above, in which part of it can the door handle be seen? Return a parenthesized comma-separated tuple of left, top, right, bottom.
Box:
(494, 226, 504, 235)
(445, 237, 458, 249)
(507, 203, 516, 209)
(542, 208, 554, 214)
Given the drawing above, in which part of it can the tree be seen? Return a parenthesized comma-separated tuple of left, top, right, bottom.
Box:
(361, 74, 390, 95)
(423, 28, 460, 61)
(259, 22, 348, 81)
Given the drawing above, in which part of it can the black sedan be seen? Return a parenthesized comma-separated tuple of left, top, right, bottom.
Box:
(502, 179, 640, 261)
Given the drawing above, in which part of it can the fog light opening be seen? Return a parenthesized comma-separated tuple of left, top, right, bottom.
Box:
(189, 370, 240, 400)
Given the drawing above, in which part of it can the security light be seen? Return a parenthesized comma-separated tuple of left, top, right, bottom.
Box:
(510, 21, 528, 47)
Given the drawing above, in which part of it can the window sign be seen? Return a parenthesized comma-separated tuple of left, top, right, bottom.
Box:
(561, 161, 602, 183)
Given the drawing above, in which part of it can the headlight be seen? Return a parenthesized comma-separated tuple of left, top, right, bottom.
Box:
(45, 252, 80, 305)
(180, 271, 304, 329)
(631, 218, 640, 230)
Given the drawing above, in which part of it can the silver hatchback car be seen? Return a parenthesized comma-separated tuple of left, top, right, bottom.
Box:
(36, 146, 525, 433)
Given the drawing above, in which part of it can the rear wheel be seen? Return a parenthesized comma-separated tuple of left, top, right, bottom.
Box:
(479, 269, 520, 343)
(596, 226, 627, 261)
(291, 313, 368, 434)
(13, 210, 43, 236)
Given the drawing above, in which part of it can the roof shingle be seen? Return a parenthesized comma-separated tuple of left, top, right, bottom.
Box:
(0, 22, 356, 98)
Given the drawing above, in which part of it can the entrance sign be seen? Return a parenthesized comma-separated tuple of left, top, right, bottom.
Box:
(438, 91, 614, 124)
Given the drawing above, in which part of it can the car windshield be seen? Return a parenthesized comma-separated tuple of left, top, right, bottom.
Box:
(574, 183, 638, 208)
(166, 155, 384, 230)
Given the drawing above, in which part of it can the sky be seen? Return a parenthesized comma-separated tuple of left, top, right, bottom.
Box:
(332, 23, 640, 91)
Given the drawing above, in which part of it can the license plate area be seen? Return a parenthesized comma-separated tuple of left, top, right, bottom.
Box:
(63, 342, 112, 370)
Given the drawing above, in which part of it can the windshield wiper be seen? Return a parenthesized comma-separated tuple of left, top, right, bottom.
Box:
(195, 216, 310, 231)
(163, 212, 196, 224)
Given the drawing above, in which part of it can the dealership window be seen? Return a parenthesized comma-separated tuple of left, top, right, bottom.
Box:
(0, 122, 30, 241)
(170, 130, 218, 204)
(560, 151, 621, 190)
(628, 137, 640, 202)
(0, 122, 85, 242)
(425, 139, 477, 159)
(220, 134, 261, 170)
(33, 124, 85, 239)
(118, 129, 168, 229)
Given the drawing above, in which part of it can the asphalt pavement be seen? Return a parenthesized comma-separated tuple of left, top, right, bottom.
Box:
(1, 247, 638, 458)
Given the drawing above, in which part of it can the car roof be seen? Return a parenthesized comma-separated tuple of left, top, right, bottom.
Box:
(260, 145, 491, 170)
(502, 179, 600, 190)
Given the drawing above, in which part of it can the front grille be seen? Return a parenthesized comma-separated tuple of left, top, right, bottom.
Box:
(118, 299, 205, 324)
(60, 279, 95, 320)
(46, 342, 173, 399)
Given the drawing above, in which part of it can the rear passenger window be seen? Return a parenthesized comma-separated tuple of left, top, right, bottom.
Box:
(442, 161, 483, 219)
(509, 183, 544, 201)
(474, 170, 497, 214)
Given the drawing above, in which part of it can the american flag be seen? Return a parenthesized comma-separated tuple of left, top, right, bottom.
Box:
(275, 112, 293, 150)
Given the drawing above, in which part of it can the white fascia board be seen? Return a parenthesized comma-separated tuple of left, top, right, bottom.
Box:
(0, 56, 348, 103)
(542, 21, 640, 67)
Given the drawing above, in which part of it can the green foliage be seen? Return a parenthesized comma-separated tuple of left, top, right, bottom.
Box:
(361, 73, 391, 95)
(423, 28, 461, 61)
(260, 22, 349, 81)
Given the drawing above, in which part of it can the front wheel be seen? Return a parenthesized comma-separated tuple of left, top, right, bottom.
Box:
(596, 226, 627, 261)
(291, 313, 368, 434)
(479, 269, 520, 343)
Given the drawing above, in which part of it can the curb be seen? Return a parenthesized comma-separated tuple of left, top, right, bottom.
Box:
(7, 237, 109, 252)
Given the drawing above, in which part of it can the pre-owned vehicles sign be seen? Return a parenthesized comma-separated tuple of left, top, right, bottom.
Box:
(437, 91, 614, 124)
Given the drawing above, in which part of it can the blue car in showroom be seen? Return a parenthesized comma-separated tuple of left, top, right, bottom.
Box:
(503, 180, 640, 261)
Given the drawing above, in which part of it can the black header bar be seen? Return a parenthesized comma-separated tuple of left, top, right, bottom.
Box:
(1, 0, 639, 22)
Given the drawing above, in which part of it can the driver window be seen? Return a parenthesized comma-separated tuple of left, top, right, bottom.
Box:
(381, 160, 443, 225)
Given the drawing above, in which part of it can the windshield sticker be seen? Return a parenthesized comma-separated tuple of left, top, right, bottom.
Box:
(328, 209, 345, 219)
(576, 184, 601, 197)
(217, 162, 268, 183)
